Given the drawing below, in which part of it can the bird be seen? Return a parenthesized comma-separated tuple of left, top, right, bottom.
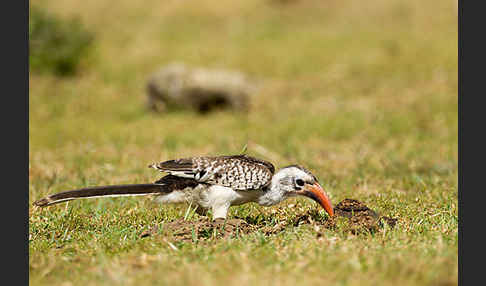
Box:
(33, 154, 334, 219)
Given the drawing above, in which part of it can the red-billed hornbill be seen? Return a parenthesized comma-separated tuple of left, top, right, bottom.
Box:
(33, 155, 334, 219)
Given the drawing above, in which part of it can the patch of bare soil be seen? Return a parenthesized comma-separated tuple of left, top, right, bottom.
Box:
(141, 218, 257, 242)
(140, 199, 397, 241)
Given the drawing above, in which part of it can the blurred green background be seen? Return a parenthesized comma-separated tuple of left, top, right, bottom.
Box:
(29, 0, 457, 285)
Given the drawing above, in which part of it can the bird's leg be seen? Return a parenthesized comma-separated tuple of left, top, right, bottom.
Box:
(205, 185, 236, 221)
(195, 206, 209, 216)
(211, 203, 230, 221)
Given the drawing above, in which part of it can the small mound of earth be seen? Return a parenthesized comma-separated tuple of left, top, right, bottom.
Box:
(329, 199, 398, 234)
(140, 199, 398, 241)
(284, 199, 397, 234)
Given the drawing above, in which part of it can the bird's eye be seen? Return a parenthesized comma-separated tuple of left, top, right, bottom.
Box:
(295, 179, 305, 187)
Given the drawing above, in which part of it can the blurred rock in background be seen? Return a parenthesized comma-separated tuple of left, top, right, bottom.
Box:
(146, 63, 257, 114)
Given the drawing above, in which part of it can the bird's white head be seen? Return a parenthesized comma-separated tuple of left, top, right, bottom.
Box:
(263, 165, 334, 217)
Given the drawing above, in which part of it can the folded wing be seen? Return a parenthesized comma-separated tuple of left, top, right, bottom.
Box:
(150, 154, 275, 191)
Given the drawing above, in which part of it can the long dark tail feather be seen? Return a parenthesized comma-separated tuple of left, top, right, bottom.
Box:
(33, 184, 168, 207)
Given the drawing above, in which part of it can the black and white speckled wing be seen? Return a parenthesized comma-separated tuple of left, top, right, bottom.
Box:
(149, 155, 275, 191)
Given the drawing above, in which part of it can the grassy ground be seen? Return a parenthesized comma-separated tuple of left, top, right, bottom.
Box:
(29, 0, 458, 285)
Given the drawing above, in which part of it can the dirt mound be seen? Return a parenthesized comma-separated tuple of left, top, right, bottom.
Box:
(140, 198, 398, 241)
(329, 199, 398, 234)
(272, 199, 397, 235)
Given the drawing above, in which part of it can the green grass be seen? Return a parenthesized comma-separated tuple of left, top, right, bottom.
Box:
(29, 0, 458, 285)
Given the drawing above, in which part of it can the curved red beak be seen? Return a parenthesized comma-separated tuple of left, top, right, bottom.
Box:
(303, 183, 334, 217)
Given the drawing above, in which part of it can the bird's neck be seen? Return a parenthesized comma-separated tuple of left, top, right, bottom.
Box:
(257, 171, 290, 206)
